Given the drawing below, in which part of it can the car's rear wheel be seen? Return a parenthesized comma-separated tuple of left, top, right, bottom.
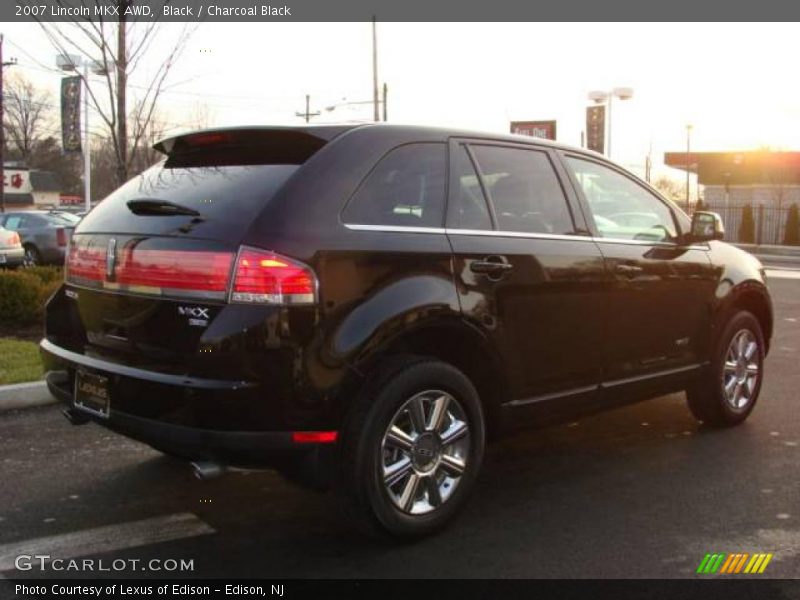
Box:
(687, 310, 765, 427)
(23, 245, 41, 267)
(336, 356, 485, 539)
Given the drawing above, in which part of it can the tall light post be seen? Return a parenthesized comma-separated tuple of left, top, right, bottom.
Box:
(56, 54, 106, 213)
(685, 124, 693, 211)
(587, 87, 634, 158)
(0, 34, 18, 214)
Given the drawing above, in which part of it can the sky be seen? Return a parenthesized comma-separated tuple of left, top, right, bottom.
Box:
(3, 21, 800, 181)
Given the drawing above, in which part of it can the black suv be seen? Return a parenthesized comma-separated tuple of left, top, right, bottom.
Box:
(42, 125, 772, 538)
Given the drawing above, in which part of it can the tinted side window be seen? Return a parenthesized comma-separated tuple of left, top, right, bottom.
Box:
(566, 156, 677, 242)
(447, 144, 492, 230)
(25, 215, 48, 228)
(343, 143, 446, 228)
(4, 216, 24, 230)
(470, 145, 574, 235)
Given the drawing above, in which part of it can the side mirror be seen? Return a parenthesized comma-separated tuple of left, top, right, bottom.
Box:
(689, 211, 725, 242)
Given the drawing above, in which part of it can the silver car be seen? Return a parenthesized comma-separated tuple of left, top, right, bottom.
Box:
(0, 210, 80, 266)
(0, 225, 24, 268)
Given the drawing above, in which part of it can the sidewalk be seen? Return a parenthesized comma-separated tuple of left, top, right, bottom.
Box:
(0, 381, 55, 413)
(734, 243, 800, 264)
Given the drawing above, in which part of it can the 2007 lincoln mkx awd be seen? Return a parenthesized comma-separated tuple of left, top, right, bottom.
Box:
(41, 124, 773, 538)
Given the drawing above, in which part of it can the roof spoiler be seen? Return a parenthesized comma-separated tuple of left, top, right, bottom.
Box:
(153, 126, 354, 156)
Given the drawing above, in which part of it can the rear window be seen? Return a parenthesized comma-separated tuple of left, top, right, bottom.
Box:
(342, 143, 446, 228)
(47, 213, 80, 225)
(81, 163, 299, 235)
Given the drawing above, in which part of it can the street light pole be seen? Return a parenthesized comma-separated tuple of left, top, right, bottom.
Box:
(372, 16, 379, 122)
(686, 124, 693, 212)
(82, 61, 90, 213)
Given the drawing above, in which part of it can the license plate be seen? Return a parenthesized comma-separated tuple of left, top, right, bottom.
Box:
(74, 370, 110, 418)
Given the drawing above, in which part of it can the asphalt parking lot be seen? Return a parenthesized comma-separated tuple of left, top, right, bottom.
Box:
(0, 273, 798, 581)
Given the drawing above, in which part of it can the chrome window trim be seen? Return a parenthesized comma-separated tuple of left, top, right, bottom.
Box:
(343, 222, 710, 251)
(344, 223, 447, 234)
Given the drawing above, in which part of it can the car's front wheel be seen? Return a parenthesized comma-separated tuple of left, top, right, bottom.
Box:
(336, 356, 485, 539)
(687, 310, 765, 426)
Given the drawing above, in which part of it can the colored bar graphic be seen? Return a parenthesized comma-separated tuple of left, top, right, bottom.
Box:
(758, 554, 773, 573)
(699, 552, 774, 574)
(719, 554, 735, 573)
(696, 554, 712, 574)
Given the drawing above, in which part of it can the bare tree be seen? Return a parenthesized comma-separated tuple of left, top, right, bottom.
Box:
(652, 176, 684, 202)
(3, 74, 51, 163)
(35, 1, 194, 188)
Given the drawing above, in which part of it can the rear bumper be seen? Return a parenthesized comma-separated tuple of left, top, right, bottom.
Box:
(41, 339, 337, 471)
(0, 246, 24, 266)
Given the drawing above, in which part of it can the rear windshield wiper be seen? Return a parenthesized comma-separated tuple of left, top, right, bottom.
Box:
(127, 199, 200, 217)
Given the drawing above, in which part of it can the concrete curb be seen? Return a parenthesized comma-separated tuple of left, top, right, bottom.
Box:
(0, 381, 56, 413)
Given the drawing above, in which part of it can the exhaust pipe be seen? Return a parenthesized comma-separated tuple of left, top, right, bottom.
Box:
(191, 461, 228, 480)
(63, 408, 90, 426)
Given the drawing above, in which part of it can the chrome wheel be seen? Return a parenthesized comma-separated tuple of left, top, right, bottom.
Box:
(23, 247, 38, 267)
(722, 329, 760, 410)
(380, 390, 470, 515)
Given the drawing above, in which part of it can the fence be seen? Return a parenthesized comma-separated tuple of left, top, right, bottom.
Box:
(702, 203, 798, 245)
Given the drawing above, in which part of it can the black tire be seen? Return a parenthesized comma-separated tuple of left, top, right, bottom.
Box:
(23, 245, 41, 267)
(336, 355, 485, 539)
(687, 310, 765, 427)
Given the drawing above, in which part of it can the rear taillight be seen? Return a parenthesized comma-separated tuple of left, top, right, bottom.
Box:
(6, 232, 20, 246)
(66, 242, 105, 282)
(56, 228, 67, 247)
(231, 248, 317, 305)
(116, 249, 233, 294)
(66, 239, 317, 306)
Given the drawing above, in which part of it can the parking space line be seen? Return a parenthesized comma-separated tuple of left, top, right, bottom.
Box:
(0, 513, 215, 572)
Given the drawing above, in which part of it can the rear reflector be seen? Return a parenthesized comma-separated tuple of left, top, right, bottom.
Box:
(231, 247, 317, 305)
(292, 431, 338, 444)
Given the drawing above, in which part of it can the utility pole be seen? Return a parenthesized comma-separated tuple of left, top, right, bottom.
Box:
(372, 17, 379, 122)
(382, 83, 388, 122)
(295, 94, 320, 123)
(117, 3, 129, 186)
(685, 124, 693, 211)
(0, 35, 17, 214)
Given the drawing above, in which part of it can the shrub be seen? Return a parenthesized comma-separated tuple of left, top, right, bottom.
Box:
(0, 271, 44, 324)
(25, 266, 64, 285)
(785, 203, 800, 246)
(739, 205, 756, 243)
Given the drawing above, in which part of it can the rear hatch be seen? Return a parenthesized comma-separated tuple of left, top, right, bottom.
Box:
(59, 127, 345, 372)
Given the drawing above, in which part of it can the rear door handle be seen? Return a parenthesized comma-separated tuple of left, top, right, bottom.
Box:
(470, 258, 513, 276)
(615, 264, 644, 276)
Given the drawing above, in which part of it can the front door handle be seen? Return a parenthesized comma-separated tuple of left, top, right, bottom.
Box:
(470, 257, 513, 277)
(615, 263, 644, 276)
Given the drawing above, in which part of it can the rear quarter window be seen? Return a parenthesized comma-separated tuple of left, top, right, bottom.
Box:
(342, 143, 446, 228)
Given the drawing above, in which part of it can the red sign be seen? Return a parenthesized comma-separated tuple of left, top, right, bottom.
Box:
(510, 120, 557, 140)
(2, 169, 31, 194)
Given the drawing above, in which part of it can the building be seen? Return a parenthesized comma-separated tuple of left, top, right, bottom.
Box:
(665, 151, 800, 244)
(2, 166, 62, 209)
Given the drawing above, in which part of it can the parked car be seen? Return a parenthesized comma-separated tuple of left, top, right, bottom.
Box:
(0, 210, 80, 266)
(41, 125, 773, 538)
(0, 225, 24, 268)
